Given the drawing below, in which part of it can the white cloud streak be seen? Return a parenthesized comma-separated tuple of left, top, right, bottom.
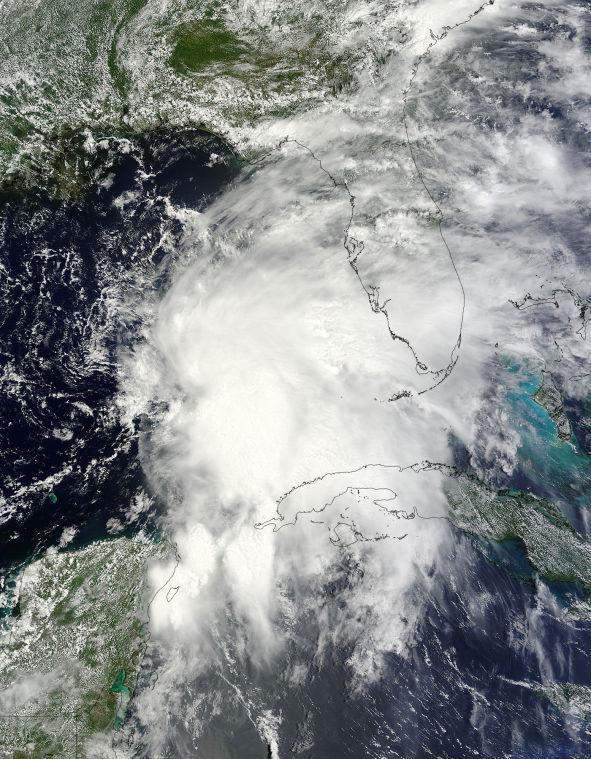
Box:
(118, 0, 591, 751)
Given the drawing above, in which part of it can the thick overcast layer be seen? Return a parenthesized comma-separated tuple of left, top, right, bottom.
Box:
(116, 0, 591, 753)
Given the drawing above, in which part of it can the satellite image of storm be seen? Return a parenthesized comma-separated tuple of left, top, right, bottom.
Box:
(1, 0, 591, 757)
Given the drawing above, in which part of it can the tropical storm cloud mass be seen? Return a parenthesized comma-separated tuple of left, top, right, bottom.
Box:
(1, 0, 591, 757)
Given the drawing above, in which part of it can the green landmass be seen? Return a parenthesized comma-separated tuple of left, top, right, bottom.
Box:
(169, 17, 351, 94)
(170, 19, 247, 72)
(538, 682, 591, 720)
(445, 474, 591, 588)
(533, 370, 572, 441)
(0, 0, 359, 197)
(0, 535, 163, 757)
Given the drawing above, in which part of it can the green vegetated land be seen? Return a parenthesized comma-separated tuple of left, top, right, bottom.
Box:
(444, 462, 591, 719)
(0, 0, 356, 198)
(538, 682, 591, 720)
(0, 536, 163, 757)
(170, 19, 247, 72)
(169, 16, 351, 93)
(446, 473, 591, 588)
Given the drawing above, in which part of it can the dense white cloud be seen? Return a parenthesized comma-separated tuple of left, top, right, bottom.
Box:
(118, 0, 591, 752)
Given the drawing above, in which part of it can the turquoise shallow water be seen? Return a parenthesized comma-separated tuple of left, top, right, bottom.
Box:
(455, 356, 591, 601)
(1, 1, 590, 755)
(502, 359, 591, 520)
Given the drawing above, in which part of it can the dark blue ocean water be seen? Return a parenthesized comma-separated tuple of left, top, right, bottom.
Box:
(146, 527, 591, 758)
(294, 542, 591, 758)
(144, 6, 591, 756)
(1, 73, 590, 759)
(0, 129, 238, 574)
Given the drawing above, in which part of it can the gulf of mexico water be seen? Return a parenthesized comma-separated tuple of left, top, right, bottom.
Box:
(0, 129, 239, 574)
